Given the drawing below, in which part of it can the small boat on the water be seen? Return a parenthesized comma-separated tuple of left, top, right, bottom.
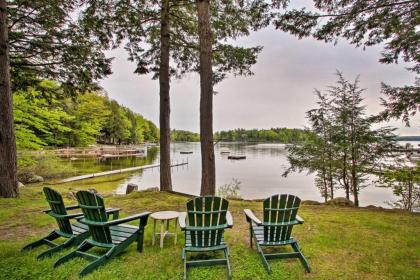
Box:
(220, 150, 230, 154)
(180, 151, 193, 154)
(228, 155, 246, 160)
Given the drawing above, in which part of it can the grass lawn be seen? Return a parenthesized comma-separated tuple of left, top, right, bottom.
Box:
(0, 185, 419, 280)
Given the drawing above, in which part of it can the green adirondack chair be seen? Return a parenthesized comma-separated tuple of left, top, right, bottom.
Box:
(244, 194, 310, 273)
(179, 196, 233, 280)
(54, 190, 151, 277)
(22, 187, 120, 259)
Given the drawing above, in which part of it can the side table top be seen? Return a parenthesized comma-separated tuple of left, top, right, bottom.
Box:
(151, 211, 179, 220)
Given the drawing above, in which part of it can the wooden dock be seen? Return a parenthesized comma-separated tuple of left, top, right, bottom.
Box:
(58, 161, 188, 183)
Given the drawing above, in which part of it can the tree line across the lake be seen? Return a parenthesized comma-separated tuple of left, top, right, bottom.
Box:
(172, 128, 312, 143)
(14, 80, 159, 150)
(215, 128, 312, 143)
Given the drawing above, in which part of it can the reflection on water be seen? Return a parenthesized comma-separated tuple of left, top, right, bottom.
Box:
(64, 147, 159, 175)
(115, 142, 397, 207)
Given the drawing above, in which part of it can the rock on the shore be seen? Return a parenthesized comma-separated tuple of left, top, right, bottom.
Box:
(301, 200, 322, 205)
(27, 175, 44, 183)
(126, 183, 138, 194)
(325, 197, 354, 206)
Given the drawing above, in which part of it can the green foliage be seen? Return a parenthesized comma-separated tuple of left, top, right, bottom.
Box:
(275, 0, 420, 124)
(17, 151, 75, 182)
(13, 82, 73, 149)
(214, 128, 312, 143)
(378, 164, 420, 212)
(217, 178, 242, 199)
(285, 72, 396, 206)
(8, 0, 112, 93)
(13, 80, 158, 149)
(79, 0, 270, 84)
(171, 130, 200, 142)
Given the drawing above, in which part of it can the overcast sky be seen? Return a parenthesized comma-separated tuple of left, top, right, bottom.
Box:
(99, 22, 419, 136)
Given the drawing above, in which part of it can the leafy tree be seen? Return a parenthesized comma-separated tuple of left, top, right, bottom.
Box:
(214, 128, 311, 143)
(275, 0, 420, 125)
(1, 0, 114, 197)
(13, 82, 73, 149)
(13, 81, 156, 148)
(66, 92, 112, 146)
(285, 73, 395, 206)
(378, 163, 420, 212)
(8, 0, 112, 92)
(171, 129, 200, 142)
(80, 0, 269, 194)
(101, 100, 132, 145)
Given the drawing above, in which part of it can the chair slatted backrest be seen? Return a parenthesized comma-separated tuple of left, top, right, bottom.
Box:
(43, 187, 73, 234)
(76, 191, 112, 244)
(186, 196, 229, 248)
(262, 194, 301, 243)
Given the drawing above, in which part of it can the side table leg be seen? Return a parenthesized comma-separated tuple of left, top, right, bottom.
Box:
(174, 218, 178, 245)
(152, 219, 156, 246)
(160, 220, 165, 248)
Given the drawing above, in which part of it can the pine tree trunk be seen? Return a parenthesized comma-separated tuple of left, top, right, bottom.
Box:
(159, 0, 172, 191)
(197, 0, 215, 196)
(343, 152, 350, 200)
(0, 0, 18, 198)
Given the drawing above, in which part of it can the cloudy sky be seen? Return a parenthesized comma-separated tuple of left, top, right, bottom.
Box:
(99, 9, 419, 136)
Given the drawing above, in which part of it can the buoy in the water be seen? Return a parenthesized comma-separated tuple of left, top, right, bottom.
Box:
(228, 155, 246, 160)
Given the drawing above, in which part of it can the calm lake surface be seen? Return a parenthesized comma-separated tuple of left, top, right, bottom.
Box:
(109, 142, 403, 207)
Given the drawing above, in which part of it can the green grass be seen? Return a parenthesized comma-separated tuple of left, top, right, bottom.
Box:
(0, 185, 419, 280)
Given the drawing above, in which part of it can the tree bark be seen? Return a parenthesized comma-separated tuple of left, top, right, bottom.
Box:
(0, 0, 18, 198)
(159, 0, 172, 191)
(196, 0, 215, 196)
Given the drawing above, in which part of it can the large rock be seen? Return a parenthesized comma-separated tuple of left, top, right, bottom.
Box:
(141, 187, 159, 192)
(325, 197, 354, 206)
(27, 175, 44, 183)
(17, 181, 25, 188)
(126, 183, 138, 194)
(301, 200, 322, 205)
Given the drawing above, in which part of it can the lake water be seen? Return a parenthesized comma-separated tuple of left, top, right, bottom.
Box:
(112, 142, 402, 207)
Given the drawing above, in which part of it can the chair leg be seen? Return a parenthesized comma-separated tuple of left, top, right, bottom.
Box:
(37, 243, 65, 259)
(183, 249, 188, 280)
(137, 230, 145, 252)
(53, 251, 79, 268)
(22, 231, 60, 251)
(53, 241, 93, 268)
(249, 224, 253, 248)
(224, 248, 232, 280)
(79, 253, 111, 277)
(291, 242, 311, 273)
(257, 244, 271, 273)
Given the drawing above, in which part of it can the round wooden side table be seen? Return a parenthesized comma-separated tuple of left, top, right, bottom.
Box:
(151, 211, 180, 248)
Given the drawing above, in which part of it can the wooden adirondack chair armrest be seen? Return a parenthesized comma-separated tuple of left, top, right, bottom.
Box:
(244, 209, 262, 225)
(106, 212, 151, 227)
(65, 205, 80, 211)
(105, 208, 121, 220)
(65, 212, 84, 219)
(47, 211, 83, 220)
(178, 212, 187, 230)
(296, 214, 304, 224)
(226, 211, 234, 228)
